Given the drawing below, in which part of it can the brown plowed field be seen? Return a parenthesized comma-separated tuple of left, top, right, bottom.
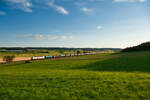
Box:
(0, 57, 31, 63)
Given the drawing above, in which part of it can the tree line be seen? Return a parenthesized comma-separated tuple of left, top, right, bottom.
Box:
(0, 47, 121, 51)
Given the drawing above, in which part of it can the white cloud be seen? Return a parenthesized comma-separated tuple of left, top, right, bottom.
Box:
(81, 7, 93, 14)
(17, 34, 72, 40)
(113, 0, 147, 3)
(4, 0, 69, 14)
(97, 25, 103, 30)
(2, 0, 148, 14)
(6, 0, 32, 12)
(48, 1, 69, 15)
(0, 11, 6, 15)
(55, 6, 69, 15)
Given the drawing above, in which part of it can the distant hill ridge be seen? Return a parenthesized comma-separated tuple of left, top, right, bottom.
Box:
(122, 42, 150, 52)
(0, 47, 121, 51)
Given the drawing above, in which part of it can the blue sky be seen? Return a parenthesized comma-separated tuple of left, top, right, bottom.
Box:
(0, 0, 150, 48)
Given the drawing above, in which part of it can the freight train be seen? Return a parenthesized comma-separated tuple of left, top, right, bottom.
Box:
(31, 53, 80, 60)
(31, 52, 104, 61)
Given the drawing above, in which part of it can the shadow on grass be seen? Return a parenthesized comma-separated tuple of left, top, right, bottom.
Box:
(0, 61, 31, 67)
(75, 54, 150, 73)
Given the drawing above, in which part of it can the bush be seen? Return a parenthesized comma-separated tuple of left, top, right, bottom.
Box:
(25, 61, 31, 63)
(3, 56, 15, 63)
(76, 50, 81, 54)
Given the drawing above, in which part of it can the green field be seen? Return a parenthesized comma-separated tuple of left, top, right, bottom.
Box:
(0, 50, 108, 58)
(0, 52, 150, 100)
(0, 51, 65, 58)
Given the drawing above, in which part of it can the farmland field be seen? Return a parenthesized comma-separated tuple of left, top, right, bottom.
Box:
(0, 51, 62, 58)
(0, 52, 150, 100)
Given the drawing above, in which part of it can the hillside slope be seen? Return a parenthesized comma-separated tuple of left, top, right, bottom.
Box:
(122, 42, 150, 52)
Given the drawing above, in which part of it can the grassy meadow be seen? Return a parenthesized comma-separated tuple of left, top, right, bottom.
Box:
(0, 50, 66, 58)
(0, 51, 150, 100)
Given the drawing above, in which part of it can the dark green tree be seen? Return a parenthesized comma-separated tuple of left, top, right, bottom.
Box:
(3, 56, 15, 63)
(76, 50, 81, 54)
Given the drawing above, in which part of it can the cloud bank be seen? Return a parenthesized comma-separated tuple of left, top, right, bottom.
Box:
(17, 34, 73, 40)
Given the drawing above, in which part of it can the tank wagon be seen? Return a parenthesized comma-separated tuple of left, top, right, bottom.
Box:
(70, 54, 75, 56)
(75, 54, 78, 56)
(31, 56, 45, 60)
(53, 55, 60, 58)
(60, 54, 66, 57)
(45, 56, 53, 59)
(77, 54, 81, 56)
(65, 54, 71, 57)
(80, 53, 85, 56)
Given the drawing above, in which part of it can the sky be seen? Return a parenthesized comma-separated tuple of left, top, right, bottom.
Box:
(0, 0, 150, 48)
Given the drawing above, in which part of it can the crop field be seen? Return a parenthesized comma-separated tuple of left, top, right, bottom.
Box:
(0, 52, 150, 100)
(0, 51, 62, 58)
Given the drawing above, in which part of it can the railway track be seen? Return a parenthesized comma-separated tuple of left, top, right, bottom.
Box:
(0, 52, 107, 64)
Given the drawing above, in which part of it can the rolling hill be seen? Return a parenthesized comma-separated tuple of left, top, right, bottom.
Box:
(122, 42, 150, 52)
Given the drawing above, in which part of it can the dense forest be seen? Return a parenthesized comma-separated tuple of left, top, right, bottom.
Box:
(122, 42, 150, 52)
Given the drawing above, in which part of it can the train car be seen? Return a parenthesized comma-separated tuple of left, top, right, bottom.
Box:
(77, 54, 81, 56)
(80, 53, 85, 56)
(45, 56, 53, 59)
(65, 54, 70, 57)
(85, 53, 90, 55)
(31, 56, 38, 60)
(54, 55, 60, 58)
(70, 54, 75, 56)
(74, 54, 78, 56)
(60, 54, 66, 57)
(31, 56, 45, 60)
